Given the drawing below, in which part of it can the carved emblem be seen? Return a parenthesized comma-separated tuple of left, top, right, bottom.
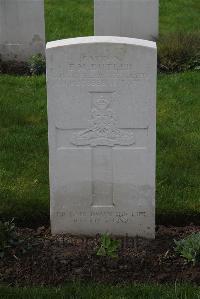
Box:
(71, 92, 135, 147)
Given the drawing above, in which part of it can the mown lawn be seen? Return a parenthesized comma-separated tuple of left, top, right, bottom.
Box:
(45, 0, 93, 41)
(0, 75, 48, 225)
(157, 71, 200, 222)
(0, 283, 200, 299)
(45, 0, 200, 42)
(0, 71, 199, 226)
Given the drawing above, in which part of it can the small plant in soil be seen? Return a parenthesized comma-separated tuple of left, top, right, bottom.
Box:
(0, 219, 32, 259)
(97, 233, 121, 258)
(0, 219, 19, 258)
(28, 53, 46, 75)
(174, 232, 200, 265)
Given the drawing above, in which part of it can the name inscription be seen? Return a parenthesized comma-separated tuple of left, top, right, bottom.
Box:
(49, 54, 146, 81)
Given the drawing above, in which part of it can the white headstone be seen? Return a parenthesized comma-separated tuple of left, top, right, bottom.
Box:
(95, 0, 159, 41)
(46, 36, 157, 238)
(0, 0, 45, 61)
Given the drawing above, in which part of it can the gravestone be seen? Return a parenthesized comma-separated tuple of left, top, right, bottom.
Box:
(0, 0, 45, 61)
(94, 0, 159, 41)
(46, 36, 157, 238)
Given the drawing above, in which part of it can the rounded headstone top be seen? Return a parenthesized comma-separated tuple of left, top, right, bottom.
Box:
(46, 36, 156, 50)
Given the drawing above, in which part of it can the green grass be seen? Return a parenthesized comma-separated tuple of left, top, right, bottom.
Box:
(0, 71, 199, 226)
(0, 283, 200, 299)
(157, 71, 200, 222)
(45, 0, 200, 42)
(45, 0, 93, 41)
(160, 0, 200, 34)
(0, 76, 49, 225)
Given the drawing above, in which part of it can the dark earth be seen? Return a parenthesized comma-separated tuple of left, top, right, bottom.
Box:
(0, 60, 30, 75)
(1, 225, 200, 286)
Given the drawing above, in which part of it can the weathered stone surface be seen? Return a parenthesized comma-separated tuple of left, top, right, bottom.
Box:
(46, 36, 157, 238)
(0, 0, 45, 61)
(94, 0, 159, 41)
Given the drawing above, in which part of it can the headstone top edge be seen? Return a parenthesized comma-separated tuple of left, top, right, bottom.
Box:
(46, 36, 156, 51)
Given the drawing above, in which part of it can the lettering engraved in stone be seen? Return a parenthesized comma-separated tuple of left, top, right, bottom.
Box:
(71, 92, 135, 147)
(55, 210, 149, 226)
(115, 213, 129, 224)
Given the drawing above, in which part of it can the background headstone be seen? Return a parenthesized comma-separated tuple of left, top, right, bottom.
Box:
(0, 0, 45, 61)
(94, 0, 159, 41)
(46, 36, 157, 238)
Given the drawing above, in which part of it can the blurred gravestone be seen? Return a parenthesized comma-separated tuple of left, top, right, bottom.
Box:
(46, 36, 157, 238)
(0, 0, 45, 61)
(94, 0, 159, 41)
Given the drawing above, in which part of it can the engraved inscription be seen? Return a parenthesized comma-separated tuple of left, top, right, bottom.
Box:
(56, 210, 148, 224)
(66, 77, 145, 88)
(71, 92, 135, 147)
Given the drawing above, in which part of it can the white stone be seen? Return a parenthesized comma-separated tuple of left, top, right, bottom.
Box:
(0, 0, 45, 61)
(46, 36, 157, 238)
(94, 0, 159, 41)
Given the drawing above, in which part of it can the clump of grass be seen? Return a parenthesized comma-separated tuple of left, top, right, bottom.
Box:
(0, 219, 19, 258)
(174, 233, 200, 265)
(0, 219, 33, 259)
(0, 53, 45, 76)
(28, 54, 46, 75)
(158, 32, 200, 73)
